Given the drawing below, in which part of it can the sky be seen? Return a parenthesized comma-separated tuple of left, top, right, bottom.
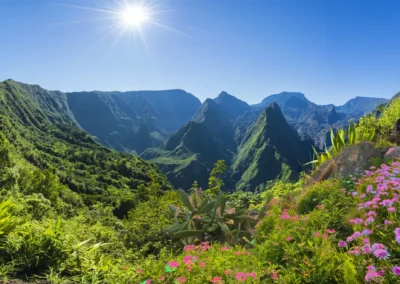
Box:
(0, 0, 399, 105)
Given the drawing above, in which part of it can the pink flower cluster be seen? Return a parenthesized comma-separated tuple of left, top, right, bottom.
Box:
(235, 272, 257, 282)
(339, 162, 400, 280)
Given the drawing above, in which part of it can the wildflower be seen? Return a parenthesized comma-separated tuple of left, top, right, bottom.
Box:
(176, 277, 187, 283)
(392, 266, 400, 276)
(184, 245, 196, 252)
(365, 270, 381, 282)
(395, 235, 400, 244)
(322, 234, 328, 239)
(363, 238, 370, 244)
(350, 218, 363, 225)
(373, 249, 390, 259)
(360, 194, 367, 198)
(348, 249, 360, 256)
(235, 251, 241, 255)
(371, 243, 386, 250)
(395, 228, 400, 235)
(366, 211, 377, 217)
(384, 220, 392, 225)
(365, 216, 375, 225)
(272, 273, 278, 280)
(136, 269, 143, 274)
(314, 232, 320, 237)
(285, 236, 293, 241)
(221, 246, 229, 251)
(160, 276, 165, 281)
(362, 244, 372, 254)
(248, 272, 257, 279)
(183, 256, 193, 265)
(235, 272, 247, 282)
(338, 241, 347, 247)
(380, 199, 393, 207)
(362, 229, 373, 236)
(199, 262, 206, 267)
(352, 191, 358, 196)
(326, 229, 336, 234)
(210, 277, 223, 283)
(378, 270, 385, 276)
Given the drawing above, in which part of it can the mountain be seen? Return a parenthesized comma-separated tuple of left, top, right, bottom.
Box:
(232, 103, 312, 191)
(336, 96, 389, 116)
(66, 89, 201, 154)
(142, 99, 236, 190)
(252, 92, 307, 108)
(0, 79, 171, 216)
(144, 95, 312, 191)
(252, 92, 388, 148)
(214, 91, 252, 120)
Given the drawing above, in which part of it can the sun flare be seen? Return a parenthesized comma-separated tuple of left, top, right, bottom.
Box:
(120, 5, 149, 27)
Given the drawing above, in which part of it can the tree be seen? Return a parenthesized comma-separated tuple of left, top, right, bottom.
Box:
(207, 160, 227, 198)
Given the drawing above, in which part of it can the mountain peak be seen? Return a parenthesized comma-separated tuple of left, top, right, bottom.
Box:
(214, 92, 251, 120)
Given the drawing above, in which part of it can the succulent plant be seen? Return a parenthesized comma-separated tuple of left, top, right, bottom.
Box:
(167, 188, 267, 245)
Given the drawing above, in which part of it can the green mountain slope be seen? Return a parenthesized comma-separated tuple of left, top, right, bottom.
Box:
(0, 80, 171, 216)
(67, 89, 201, 154)
(143, 99, 235, 189)
(232, 102, 312, 191)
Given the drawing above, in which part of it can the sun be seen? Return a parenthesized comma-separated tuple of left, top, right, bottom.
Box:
(120, 5, 149, 27)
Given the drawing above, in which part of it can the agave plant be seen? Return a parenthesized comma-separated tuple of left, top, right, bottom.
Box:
(167, 189, 267, 245)
(307, 123, 376, 168)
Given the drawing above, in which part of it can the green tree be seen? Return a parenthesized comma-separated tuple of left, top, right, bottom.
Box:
(207, 160, 227, 198)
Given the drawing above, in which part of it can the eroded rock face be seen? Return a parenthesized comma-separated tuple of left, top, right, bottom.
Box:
(307, 142, 390, 185)
(384, 147, 400, 163)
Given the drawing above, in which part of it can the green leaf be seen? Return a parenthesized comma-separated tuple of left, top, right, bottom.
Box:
(168, 204, 177, 213)
(218, 222, 231, 235)
(199, 200, 215, 214)
(257, 203, 268, 220)
(178, 189, 194, 211)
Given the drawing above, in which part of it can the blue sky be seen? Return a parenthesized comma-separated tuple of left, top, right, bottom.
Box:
(1, 0, 399, 105)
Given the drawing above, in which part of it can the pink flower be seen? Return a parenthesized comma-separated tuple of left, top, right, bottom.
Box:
(167, 261, 179, 268)
(235, 251, 241, 255)
(184, 245, 196, 252)
(160, 276, 165, 281)
(373, 249, 390, 259)
(211, 276, 223, 283)
(221, 246, 229, 251)
(136, 269, 142, 274)
(365, 270, 381, 282)
(183, 255, 193, 265)
(199, 262, 206, 267)
(248, 272, 257, 279)
(285, 236, 293, 241)
(338, 241, 347, 247)
(314, 232, 320, 237)
(145, 281, 151, 284)
(393, 265, 400, 276)
(326, 229, 336, 234)
(385, 220, 392, 225)
(236, 272, 248, 282)
(322, 234, 328, 239)
(272, 273, 278, 280)
(176, 277, 187, 283)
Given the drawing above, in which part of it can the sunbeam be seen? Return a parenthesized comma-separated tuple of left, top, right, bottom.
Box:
(58, 0, 187, 55)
